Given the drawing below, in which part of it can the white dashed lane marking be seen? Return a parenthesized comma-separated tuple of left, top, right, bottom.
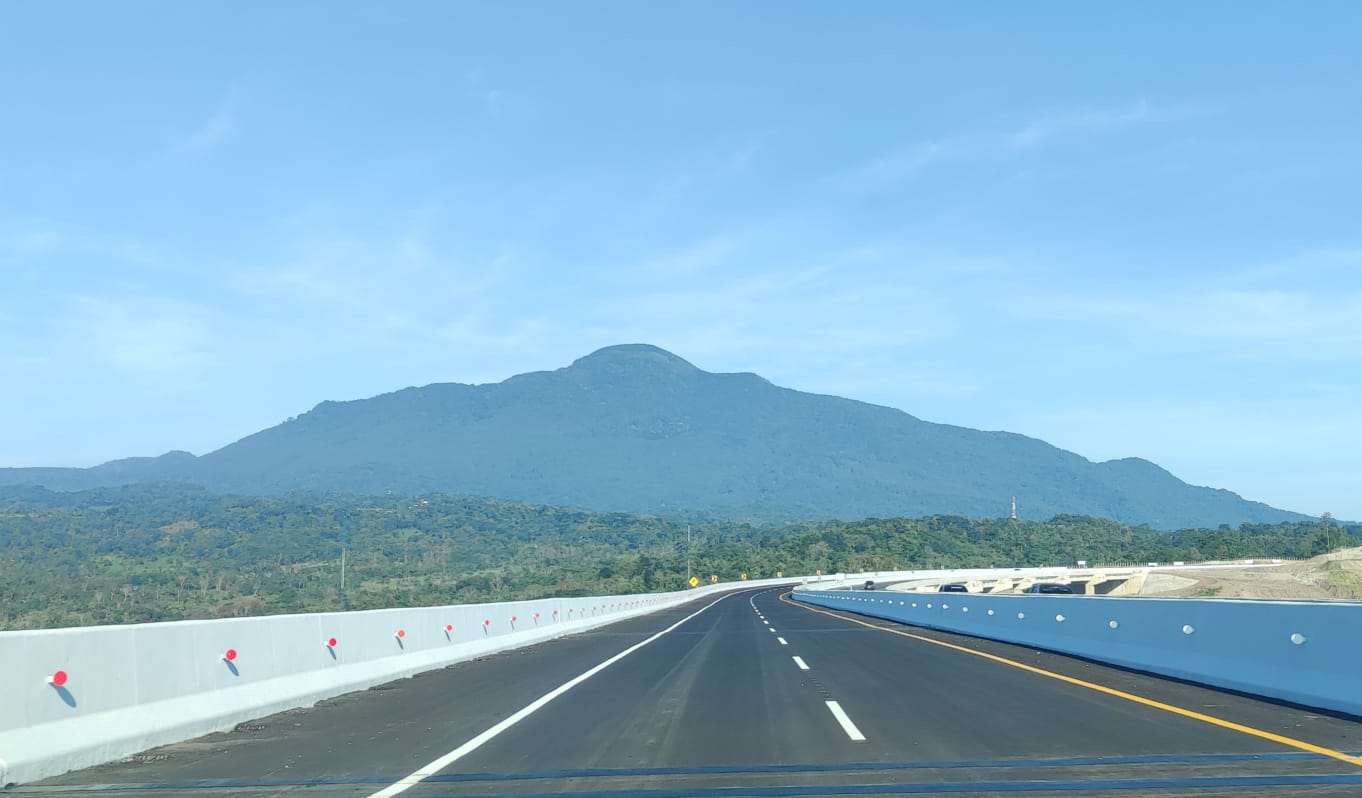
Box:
(826, 700, 867, 741)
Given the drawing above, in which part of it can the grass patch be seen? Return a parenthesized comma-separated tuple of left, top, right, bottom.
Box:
(1322, 561, 1362, 598)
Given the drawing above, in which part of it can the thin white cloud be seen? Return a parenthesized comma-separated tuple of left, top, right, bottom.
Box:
(463, 68, 507, 112)
(171, 90, 240, 158)
(727, 145, 761, 171)
(824, 101, 1166, 194)
(220, 221, 522, 370)
(13, 229, 61, 253)
(631, 235, 737, 281)
(1006, 101, 1155, 149)
(432, 314, 553, 355)
(826, 138, 961, 194)
(231, 229, 511, 310)
(1308, 383, 1353, 395)
(1234, 247, 1362, 286)
(580, 236, 965, 398)
(1022, 287, 1362, 356)
(0, 223, 167, 275)
(62, 295, 212, 372)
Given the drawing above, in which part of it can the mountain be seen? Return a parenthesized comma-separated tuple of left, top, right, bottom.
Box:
(0, 344, 1309, 529)
(0, 451, 200, 491)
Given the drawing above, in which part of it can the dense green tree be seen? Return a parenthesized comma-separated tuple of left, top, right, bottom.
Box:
(1, 484, 1355, 630)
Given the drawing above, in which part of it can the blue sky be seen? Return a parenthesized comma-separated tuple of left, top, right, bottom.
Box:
(2, 3, 1359, 519)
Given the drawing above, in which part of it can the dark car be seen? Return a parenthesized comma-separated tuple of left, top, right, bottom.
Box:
(1025, 583, 1075, 594)
(938, 583, 969, 593)
(864, 580, 876, 590)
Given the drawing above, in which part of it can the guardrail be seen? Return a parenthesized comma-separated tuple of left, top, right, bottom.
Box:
(793, 588, 1362, 718)
(0, 578, 799, 786)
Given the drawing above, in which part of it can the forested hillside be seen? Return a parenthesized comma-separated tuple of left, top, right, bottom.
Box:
(1, 485, 1350, 630)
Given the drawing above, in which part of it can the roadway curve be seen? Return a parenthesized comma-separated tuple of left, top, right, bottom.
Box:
(22, 588, 1362, 797)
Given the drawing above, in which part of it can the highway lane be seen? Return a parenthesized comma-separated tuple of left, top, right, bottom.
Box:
(765, 590, 1359, 763)
(22, 587, 1362, 797)
(441, 589, 866, 775)
(22, 595, 740, 796)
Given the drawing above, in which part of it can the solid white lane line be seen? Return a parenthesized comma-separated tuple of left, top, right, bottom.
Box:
(763, 620, 769, 625)
(792, 656, 809, 670)
(365, 594, 734, 798)
(826, 700, 867, 741)
(777, 637, 788, 645)
(768, 627, 776, 632)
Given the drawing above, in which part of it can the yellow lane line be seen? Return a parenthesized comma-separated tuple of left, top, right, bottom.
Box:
(778, 591, 1362, 767)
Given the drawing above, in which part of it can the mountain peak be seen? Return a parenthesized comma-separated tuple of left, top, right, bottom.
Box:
(0, 345, 1308, 529)
(570, 344, 700, 374)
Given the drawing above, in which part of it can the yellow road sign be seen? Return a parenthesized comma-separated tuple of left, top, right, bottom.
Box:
(689, 576, 699, 587)
(777, 571, 783, 578)
(741, 572, 748, 580)
(710, 574, 718, 583)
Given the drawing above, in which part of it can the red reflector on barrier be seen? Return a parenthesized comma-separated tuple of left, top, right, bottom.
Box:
(395, 629, 406, 639)
(444, 623, 453, 632)
(326, 637, 337, 648)
(223, 649, 237, 662)
(48, 670, 68, 687)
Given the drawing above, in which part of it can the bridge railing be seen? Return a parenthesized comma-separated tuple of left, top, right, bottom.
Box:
(794, 587, 1362, 719)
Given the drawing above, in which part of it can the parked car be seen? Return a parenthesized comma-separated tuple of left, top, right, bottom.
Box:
(864, 580, 876, 590)
(1025, 583, 1075, 594)
(938, 583, 969, 593)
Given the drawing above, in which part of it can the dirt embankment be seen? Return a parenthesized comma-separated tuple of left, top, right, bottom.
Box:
(1138, 548, 1362, 600)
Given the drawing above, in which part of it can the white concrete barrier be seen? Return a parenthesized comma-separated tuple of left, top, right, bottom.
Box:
(794, 588, 1362, 717)
(0, 578, 797, 786)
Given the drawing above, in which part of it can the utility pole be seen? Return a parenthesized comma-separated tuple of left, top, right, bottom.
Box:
(686, 525, 692, 585)
(1011, 496, 1017, 520)
(340, 547, 347, 598)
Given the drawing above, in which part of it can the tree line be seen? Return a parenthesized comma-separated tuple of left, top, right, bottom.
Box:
(0, 484, 1354, 629)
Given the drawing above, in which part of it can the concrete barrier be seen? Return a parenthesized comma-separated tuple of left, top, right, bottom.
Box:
(0, 578, 799, 786)
(794, 588, 1362, 718)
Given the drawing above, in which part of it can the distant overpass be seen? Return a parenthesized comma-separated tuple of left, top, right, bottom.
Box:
(830, 560, 1290, 596)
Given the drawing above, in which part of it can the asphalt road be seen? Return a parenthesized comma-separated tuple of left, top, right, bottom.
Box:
(22, 587, 1362, 797)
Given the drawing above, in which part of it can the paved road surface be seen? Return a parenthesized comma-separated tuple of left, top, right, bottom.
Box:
(22, 587, 1362, 797)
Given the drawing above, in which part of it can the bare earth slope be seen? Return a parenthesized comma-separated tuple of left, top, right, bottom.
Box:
(1139, 547, 1362, 600)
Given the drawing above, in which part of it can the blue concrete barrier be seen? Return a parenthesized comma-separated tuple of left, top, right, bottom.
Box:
(794, 589, 1362, 718)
